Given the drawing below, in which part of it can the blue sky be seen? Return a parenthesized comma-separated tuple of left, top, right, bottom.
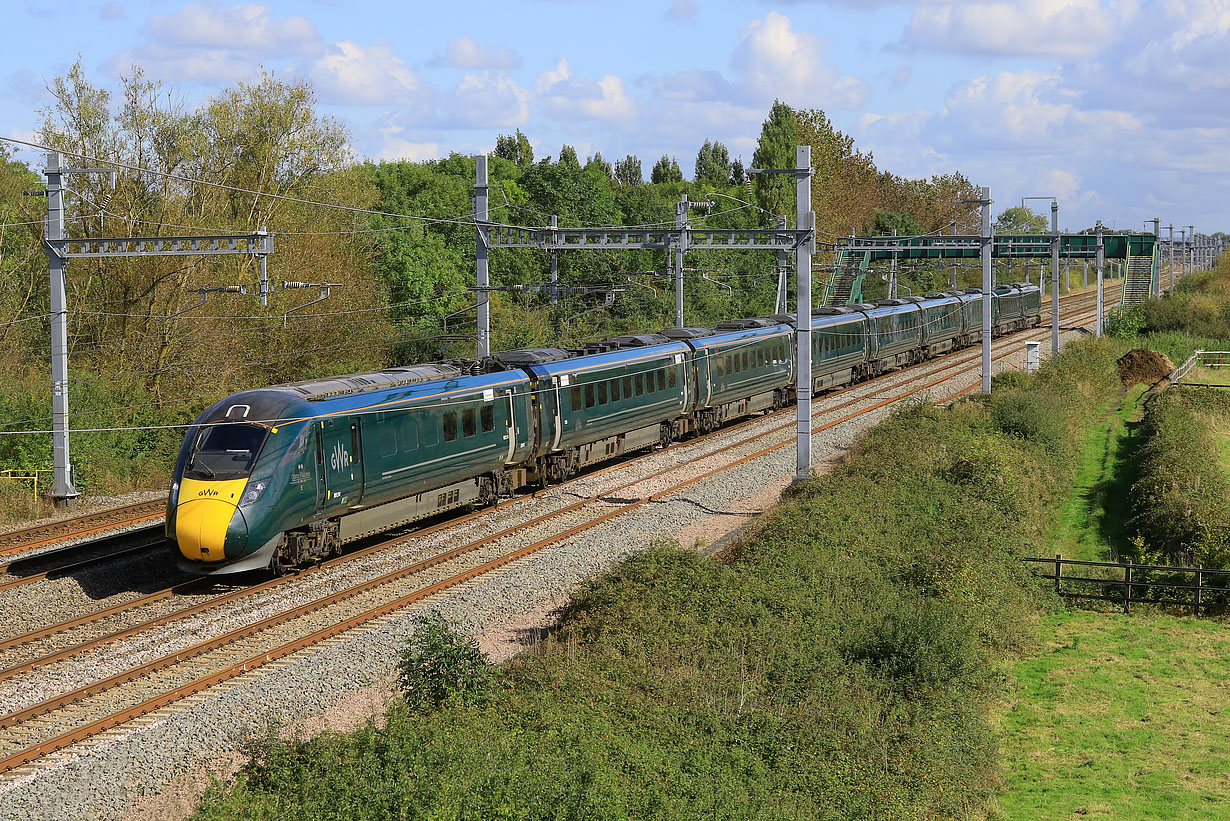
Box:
(4, 0, 1227, 232)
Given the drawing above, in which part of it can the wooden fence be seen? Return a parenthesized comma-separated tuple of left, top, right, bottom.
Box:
(1171, 350, 1230, 387)
(1023, 554, 1230, 613)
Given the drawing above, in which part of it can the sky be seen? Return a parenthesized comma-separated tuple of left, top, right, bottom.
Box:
(3, 0, 1227, 233)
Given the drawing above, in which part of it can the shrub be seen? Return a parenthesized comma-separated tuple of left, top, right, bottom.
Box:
(396, 612, 494, 710)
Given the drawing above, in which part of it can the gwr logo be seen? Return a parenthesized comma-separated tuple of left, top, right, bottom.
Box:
(198, 488, 219, 497)
(330, 440, 351, 472)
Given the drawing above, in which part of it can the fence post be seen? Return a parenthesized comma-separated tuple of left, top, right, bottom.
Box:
(1123, 564, 1132, 614)
(1195, 564, 1202, 609)
(1055, 553, 1062, 595)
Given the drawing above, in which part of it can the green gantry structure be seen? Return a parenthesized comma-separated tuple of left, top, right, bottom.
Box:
(821, 233, 1160, 311)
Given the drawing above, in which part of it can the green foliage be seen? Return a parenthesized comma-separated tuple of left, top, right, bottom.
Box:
(193, 343, 1126, 820)
(872, 210, 921, 237)
(493, 129, 533, 168)
(693, 139, 732, 185)
(396, 612, 495, 711)
(1105, 304, 1145, 338)
(649, 154, 683, 184)
(1130, 389, 1230, 568)
(612, 154, 642, 187)
(994, 205, 1049, 234)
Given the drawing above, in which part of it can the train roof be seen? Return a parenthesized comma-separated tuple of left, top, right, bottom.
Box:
(519, 338, 694, 378)
(688, 321, 793, 350)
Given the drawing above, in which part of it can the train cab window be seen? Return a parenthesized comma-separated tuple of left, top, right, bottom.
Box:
(462, 408, 477, 437)
(667, 368, 677, 388)
(597, 381, 608, 405)
(623, 376, 633, 397)
(185, 423, 268, 481)
(481, 405, 495, 433)
(657, 370, 666, 392)
(635, 374, 645, 396)
(443, 412, 459, 442)
(585, 384, 596, 408)
(611, 380, 621, 402)
(571, 386, 582, 411)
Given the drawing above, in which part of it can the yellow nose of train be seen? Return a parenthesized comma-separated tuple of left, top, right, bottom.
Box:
(176, 478, 249, 562)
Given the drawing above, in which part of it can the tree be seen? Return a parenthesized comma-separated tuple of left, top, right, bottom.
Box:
(493, 129, 533, 168)
(650, 155, 683, 184)
(693, 139, 731, 186)
(585, 151, 613, 180)
(613, 154, 642, 187)
(557, 144, 580, 168)
(873, 211, 922, 237)
(995, 206, 1048, 234)
(750, 101, 797, 219)
(730, 157, 745, 186)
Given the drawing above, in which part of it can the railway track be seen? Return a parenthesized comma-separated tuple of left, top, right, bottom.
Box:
(0, 286, 1114, 778)
(0, 500, 165, 560)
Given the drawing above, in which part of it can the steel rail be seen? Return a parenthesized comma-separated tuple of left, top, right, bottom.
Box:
(0, 500, 165, 558)
(0, 290, 1108, 775)
(0, 288, 1108, 671)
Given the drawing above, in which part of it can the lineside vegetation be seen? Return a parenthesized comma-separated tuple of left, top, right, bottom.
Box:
(191, 340, 1127, 819)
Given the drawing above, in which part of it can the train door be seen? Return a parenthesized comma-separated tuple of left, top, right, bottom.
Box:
(317, 417, 364, 510)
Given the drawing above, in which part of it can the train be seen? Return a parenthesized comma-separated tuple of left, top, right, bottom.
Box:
(168, 283, 1041, 575)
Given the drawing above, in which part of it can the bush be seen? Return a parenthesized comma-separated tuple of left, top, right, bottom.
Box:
(396, 612, 494, 710)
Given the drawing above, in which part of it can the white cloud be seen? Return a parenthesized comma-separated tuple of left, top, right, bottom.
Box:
(655, 69, 733, 102)
(899, 0, 1131, 59)
(539, 60, 637, 122)
(375, 136, 441, 163)
(444, 72, 530, 128)
(142, 1, 320, 57)
(665, 0, 697, 22)
(310, 41, 423, 106)
(104, 2, 321, 82)
(730, 12, 870, 109)
(438, 36, 521, 70)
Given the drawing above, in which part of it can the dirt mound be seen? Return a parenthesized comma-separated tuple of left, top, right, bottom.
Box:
(1117, 348, 1175, 384)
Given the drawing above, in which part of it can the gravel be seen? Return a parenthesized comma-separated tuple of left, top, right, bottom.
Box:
(0, 320, 1095, 821)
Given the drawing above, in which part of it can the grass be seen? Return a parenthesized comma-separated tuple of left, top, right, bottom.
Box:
(1052, 382, 1149, 562)
(1183, 365, 1230, 386)
(995, 610, 1230, 819)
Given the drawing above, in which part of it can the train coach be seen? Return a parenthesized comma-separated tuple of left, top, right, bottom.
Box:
(169, 285, 1042, 575)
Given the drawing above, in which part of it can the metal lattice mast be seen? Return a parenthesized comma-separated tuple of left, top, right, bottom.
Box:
(39, 151, 273, 508)
(1051, 201, 1060, 353)
(1095, 222, 1105, 337)
(795, 145, 815, 480)
(979, 188, 993, 393)
(674, 194, 688, 328)
(44, 152, 75, 506)
(474, 155, 491, 358)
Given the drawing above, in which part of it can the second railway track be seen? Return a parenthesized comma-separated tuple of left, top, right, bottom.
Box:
(0, 287, 1110, 782)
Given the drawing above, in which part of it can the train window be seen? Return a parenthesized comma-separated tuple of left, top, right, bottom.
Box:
(726, 355, 734, 373)
(585, 384, 596, 408)
(597, 381, 608, 405)
(713, 356, 724, 379)
(379, 415, 397, 458)
(611, 379, 621, 401)
(400, 416, 419, 451)
(571, 386, 582, 411)
(635, 374, 645, 395)
(759, 349, 767, 367)
(480, 405, 494, 433)
(462, 409, 477, 437)
(657, 370, 666, 392)
(623, 376, 633, 397)
(742, 351, 750, 371)
(443, 412, 458, 442)
(421, 412, 439, 447)
(667, 368, 677, 388)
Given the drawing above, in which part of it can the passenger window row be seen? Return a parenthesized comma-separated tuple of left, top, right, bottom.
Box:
(570, 367, 677, 411)
(442, 404, 496, 443)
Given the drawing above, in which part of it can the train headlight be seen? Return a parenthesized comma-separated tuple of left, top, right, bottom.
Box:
(240, 480, 268, 506)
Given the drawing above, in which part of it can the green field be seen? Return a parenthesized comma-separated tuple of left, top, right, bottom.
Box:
(1052, 383, 1149, 562)
(996, 611, 1230, 819)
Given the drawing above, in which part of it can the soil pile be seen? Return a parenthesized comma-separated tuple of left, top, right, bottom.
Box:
(1117, 348, 1175, 384)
